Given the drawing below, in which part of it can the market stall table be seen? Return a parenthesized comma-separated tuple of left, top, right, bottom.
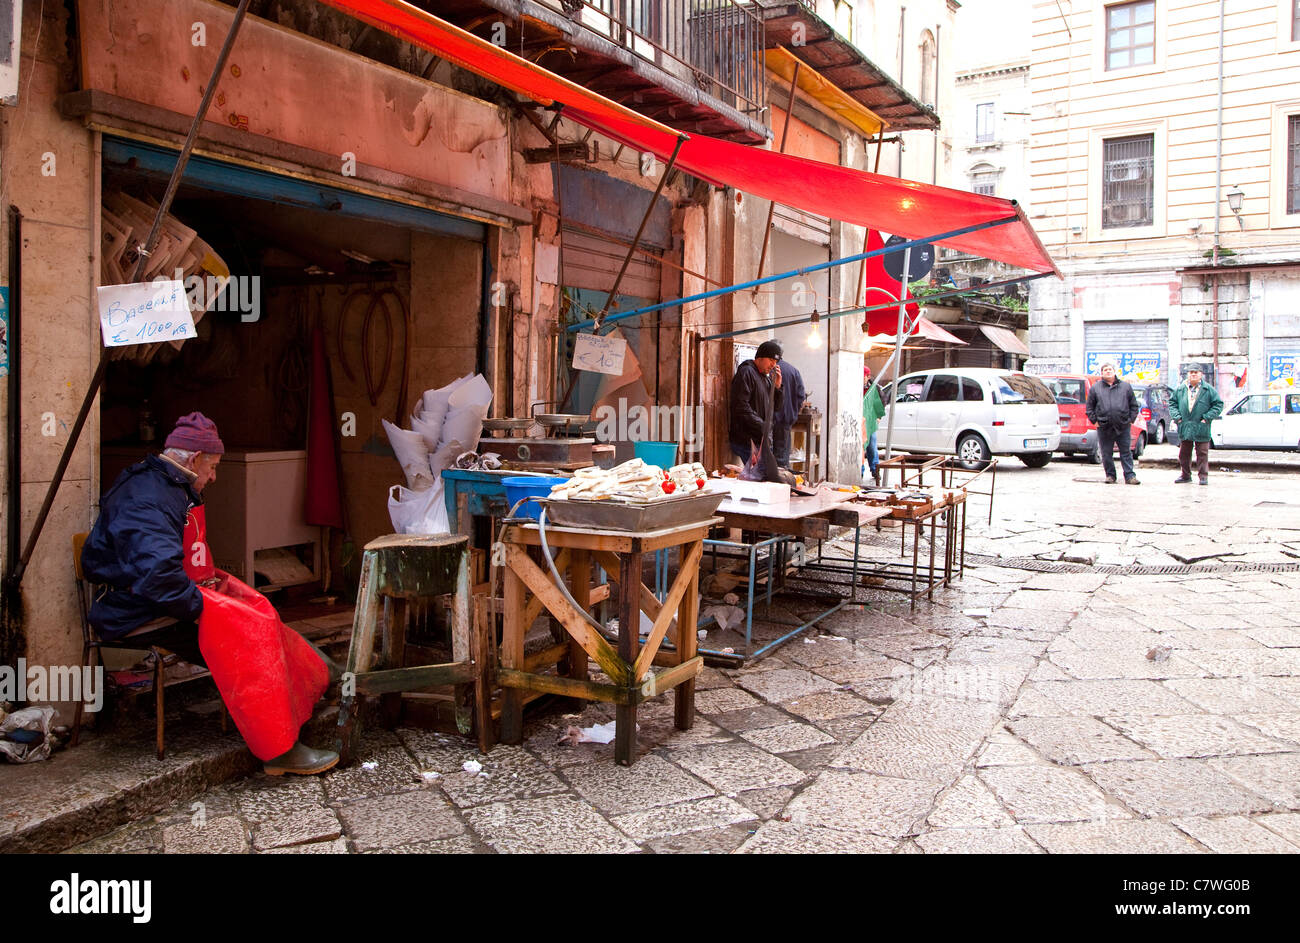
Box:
(705, 486, 893, 659)
(498, 516, 719, 765)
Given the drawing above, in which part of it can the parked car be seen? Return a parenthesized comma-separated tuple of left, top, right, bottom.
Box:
(1131, 383, 1178, 445)
(878, 368, 1061, 469)
(1210, 391, 1300, 450)
(1041, 374, 1147, 463)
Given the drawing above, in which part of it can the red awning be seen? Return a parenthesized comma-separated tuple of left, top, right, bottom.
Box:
(316, 0, 1059, 276)
(868, 318, 966, 346)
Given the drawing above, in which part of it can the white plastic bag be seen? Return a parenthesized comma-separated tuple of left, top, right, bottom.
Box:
(0, 706, 56, 763)
(419, 373, 474, 434)
(437, 374, 493, 456)
(383, 419, 435, 491)
(387, 482, 449, 535)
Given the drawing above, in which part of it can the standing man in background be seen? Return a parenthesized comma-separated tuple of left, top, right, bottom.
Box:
(1086, 362, 1141, 485)
(729, 339, 784, 472)
(1171, 364, 1223, 485)
(862, 365, 885, 486)
(771, 355, 806, 469)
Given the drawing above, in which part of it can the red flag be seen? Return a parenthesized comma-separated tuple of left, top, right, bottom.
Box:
(860, 230, 920, 336)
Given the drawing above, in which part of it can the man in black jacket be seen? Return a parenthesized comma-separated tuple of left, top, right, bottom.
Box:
(729, 339, 784, 470)
(1085, 362, 1141, 485)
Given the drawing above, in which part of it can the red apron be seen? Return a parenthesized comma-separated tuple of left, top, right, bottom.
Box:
(186, 504, 329, 761)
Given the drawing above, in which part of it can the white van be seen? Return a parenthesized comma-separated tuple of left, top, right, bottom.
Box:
(878, 368, 1062, 468)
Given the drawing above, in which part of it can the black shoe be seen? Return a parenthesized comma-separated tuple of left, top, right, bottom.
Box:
(1104, 477, 1117, 484)
(1198, 478, 1208, 486)
(1125, 477, 1140, 485)
(1174, 476, 1191, 484)
(263, 742, 340, 776)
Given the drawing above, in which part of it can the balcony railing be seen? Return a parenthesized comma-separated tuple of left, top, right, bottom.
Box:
(541, 1, 767, 117)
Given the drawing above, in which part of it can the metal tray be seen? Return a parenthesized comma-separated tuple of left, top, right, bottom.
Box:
(539, 490, 726, 532)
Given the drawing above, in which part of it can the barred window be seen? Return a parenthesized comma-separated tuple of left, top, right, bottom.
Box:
(1106, 1, 1155, 70)
(971, 169, 998, 196)
(975, 103, 995, 143)
(1289, 114, 1300, 214)
(1102, 134, 1154, 229)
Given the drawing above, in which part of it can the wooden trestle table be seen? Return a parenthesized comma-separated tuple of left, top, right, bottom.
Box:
(498, 517, 720, 765)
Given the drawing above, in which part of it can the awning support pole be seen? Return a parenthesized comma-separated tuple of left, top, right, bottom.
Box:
(1, 0, 253, 601)
(591, 133, 687, 332)
(566, 215, 1020, 332)
(753, 61, 801, 292)
(557, 133, 685, 411)
(880, 247, 912, 472)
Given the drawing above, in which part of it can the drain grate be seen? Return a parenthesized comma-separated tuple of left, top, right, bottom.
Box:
(964, 554, 1300, 576)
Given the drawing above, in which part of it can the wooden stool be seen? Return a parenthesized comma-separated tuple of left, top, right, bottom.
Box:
(498, 519, 715, 765)
(338, 534, 490, 760)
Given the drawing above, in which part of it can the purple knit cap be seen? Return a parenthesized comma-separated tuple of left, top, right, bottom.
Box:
(165, 412, 225, 454)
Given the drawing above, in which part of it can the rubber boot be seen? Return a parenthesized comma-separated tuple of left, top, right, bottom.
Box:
(263, 741, 340, 776)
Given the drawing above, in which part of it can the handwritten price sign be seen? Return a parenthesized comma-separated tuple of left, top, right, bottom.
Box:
(97, 280, 197, 348)
(572, 332, 627, 376)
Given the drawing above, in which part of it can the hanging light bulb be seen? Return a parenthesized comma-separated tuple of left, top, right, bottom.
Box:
(807, 308, 822, 349)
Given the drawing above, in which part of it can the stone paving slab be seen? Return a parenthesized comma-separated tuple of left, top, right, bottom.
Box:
(564, 754, 714, 813)
(979, 764, 1129, 824)
(1082, 759, 1275, 818)
(1172, 815, 1300, 853)
(914, 827, 1042, 854)
(1024, 820, 1204, 854)
(463, 796, 639, 854)
(784, 771, 940, 838)
(1008, 717, 1154, 765)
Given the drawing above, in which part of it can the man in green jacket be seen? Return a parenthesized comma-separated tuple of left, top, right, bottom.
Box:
(1170, 365, 1224, 485)
(862, 365, 886, 486)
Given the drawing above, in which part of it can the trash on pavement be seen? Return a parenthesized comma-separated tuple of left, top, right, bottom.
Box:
(556, 720, 618, 746)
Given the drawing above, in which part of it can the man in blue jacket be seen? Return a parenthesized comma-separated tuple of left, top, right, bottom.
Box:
(771, 356, 806, 469)
(81, 412, 338, 775)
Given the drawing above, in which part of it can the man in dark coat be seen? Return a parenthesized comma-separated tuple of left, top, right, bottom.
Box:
(729, 339, 784, 469)
(82, 412, 223, 645)
(771, 356, 806, 468)
(1085, 362, 1141, 484)
(1170, 364, 1224, 485)
(81, 412, 338, 775)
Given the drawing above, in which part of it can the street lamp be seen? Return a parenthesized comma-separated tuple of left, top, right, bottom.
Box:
(806, 308, 822, 349)
(1226, 185, 1245, 231)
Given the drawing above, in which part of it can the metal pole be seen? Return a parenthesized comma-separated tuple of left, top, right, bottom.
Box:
(3, 0, 253, 594)
(567, 215, 1021, 332)
(702, 271, 1053, 341)
(880, 247, 912, 479)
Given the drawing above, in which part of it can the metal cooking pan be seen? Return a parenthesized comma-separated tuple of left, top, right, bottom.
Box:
(482, 418, 536, 435)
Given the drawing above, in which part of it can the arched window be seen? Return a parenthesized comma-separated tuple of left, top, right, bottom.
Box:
(969, 162, 999, 196)
(919, 31, 936, 107)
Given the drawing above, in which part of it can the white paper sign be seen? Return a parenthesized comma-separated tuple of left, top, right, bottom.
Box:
(97, 280, 197, 348)
(572, 332, 627, 375)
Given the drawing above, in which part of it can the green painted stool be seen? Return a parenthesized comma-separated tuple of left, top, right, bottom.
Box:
(337, 533, 489, 761)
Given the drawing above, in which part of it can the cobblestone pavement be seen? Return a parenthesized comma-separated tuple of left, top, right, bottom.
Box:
(68, 463, 1300, 853)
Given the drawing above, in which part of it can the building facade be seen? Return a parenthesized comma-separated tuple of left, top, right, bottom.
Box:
(1027, 0, 1300, 393)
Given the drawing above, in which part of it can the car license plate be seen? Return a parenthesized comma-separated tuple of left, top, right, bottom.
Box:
(1024, 438, 1047, 448)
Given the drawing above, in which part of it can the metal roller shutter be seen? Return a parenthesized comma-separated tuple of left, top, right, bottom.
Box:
(1084, 319, 1170, 378)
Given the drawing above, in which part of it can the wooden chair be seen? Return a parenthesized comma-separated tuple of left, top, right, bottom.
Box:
(71, 532, 223, 759)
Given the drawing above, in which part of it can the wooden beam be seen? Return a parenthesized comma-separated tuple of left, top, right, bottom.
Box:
(524, 642, 570, 673)
(355, 662, 477, 696)
(632, 541, 703, 680)
(497, 668, 633, 705)
(506, 545, 630, 685)
(640, 657, 703, 698)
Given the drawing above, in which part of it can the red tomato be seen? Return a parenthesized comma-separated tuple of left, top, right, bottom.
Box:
(662, 480, 676, 494)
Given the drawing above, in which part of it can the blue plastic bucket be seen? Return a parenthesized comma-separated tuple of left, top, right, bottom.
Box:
(634, 440, 678, 469)
(502, 476, 569, 520)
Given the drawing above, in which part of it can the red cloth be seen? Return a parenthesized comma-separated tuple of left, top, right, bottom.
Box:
(861, 229, 920, 335)
(314, 0, 1059, 275)
(183, 508, 328, 761)
(304, 326, 344, 528)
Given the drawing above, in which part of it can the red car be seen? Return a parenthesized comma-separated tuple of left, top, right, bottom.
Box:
(1041, 375, 1147, 463)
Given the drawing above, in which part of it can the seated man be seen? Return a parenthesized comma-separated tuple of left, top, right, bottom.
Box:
(81, 412, 337, 775)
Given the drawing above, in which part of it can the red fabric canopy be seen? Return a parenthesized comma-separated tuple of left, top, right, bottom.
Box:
(316, 0, 1059, 275)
